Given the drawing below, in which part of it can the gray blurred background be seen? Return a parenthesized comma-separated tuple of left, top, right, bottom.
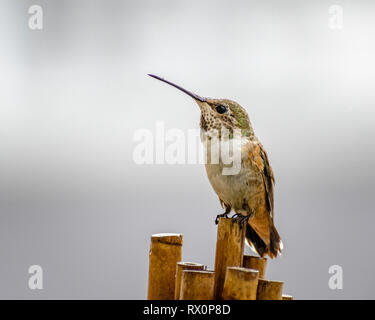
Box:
(0, 0, 374, 299)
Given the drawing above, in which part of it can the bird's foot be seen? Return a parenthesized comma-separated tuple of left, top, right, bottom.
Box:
(215, 212, 230, 225)
(231, 213, 251, 229)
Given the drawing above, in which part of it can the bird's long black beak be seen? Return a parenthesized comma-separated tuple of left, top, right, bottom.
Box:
(148, 74, 206, 102)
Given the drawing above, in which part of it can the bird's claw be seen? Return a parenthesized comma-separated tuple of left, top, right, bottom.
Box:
(231, 213, 251, 229)
(215, 212, 229, 225)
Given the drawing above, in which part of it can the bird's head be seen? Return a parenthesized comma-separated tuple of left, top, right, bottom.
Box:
(148, 74, 254, 138)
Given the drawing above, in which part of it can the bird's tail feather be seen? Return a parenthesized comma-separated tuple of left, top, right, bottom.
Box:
(246, 223, 282, 259)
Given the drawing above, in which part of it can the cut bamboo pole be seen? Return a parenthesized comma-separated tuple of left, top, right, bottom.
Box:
(222, 267, 259, 300)
(282, 294, 293, 300)
(175, 262, 205, 300)
(180, 270, 215, 300)
(147, 233, 183, 300)
(257, 279, 284, 300)
(214, 218, 246, 299)
(243, 255, 267, 279)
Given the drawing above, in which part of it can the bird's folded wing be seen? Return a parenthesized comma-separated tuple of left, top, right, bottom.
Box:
(244, 141, 275, 220)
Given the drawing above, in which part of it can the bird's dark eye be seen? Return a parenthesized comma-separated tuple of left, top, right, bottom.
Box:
(216, 105, 227, 114)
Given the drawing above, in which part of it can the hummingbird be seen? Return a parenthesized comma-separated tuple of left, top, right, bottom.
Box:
(148, 74, 283, 258)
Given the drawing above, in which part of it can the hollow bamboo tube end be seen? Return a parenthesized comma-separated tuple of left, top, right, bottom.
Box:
(180, 270, 215, 300)
(151, 233, 183, 245)
(147, 233, 183, 300)
(175, 262, 205, 300)
(243, 255, 267, 279)
(214, 218, 246, 299)
(222, 267, 259, 300)
(282, 294, 293, 300)
(257, 279, 284, 300)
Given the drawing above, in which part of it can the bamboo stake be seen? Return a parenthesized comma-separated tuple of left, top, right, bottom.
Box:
(243, 255, 267, 279)
(282, 294, 293, 300)
(147, 233, 183, 300)
(214, 218, 245, 299)
(180, 270, 215, 300)
(222, 267, 259, 300)
(175, 262, 205, 300)
(257, 279, 284, 300)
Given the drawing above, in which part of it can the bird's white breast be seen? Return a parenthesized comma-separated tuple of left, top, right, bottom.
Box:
(202, 135, 261, 212)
